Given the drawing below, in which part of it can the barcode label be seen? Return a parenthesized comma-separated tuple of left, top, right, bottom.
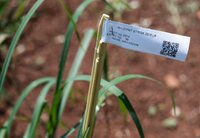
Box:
(160, 41, 179, 57)
(101, 19, 191, 62)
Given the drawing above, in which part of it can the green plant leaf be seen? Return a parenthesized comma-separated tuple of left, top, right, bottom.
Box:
(59, 29, 95, 118)
(58, 0, 81, 42)
(0, 0, 44, 93)
(49, 27, 94, 134)
(0, 77, 54, 138)
(0, 121, 8, 138)
(48, 0, 93, 135)
(24, 79, 56, 138)
(59, 75, 122, 137)
(97, 74, 157, 138)
(118, 0, 132, 10)
(23, 102, 47, 138)
(77, 117, 84, 138)
(168, 89, 177, 115)
(102, 0, 116, 11)
(103, 51, 109, 81)
(54, 0, 93, 93)
(99, 74, 157, 97)
(118, 94, 144, 138)
(50, 27, 93, 134)
(60, 74, 157, 138)
(118, 97, 128, 117)
(14, 0, 29, 19)
(60, 119, 82, 138)
(82, 126, 90, 138)
(0, 1, 10, 16)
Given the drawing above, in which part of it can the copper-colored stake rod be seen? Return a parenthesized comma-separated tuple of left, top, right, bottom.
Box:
(82, 14, 110, 138)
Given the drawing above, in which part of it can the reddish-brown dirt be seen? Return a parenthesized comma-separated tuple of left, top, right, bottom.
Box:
(1, 0, 200, 138)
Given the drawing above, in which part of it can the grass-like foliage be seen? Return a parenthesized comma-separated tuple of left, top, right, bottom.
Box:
(0, 0, 30, 34)
(0, 1, 162, 138)
(0, 0, 45, 94)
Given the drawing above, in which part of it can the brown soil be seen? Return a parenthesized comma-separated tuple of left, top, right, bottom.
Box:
(1, 0, 200, 138)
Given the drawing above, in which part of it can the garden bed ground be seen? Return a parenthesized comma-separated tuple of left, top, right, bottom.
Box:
(1, 0, 200, 138)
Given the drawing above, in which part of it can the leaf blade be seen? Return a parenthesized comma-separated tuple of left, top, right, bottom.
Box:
(0, 77, 54, 138)
(59, 29, 95, 118)
(24, 79, 56, 138)
(118, 94, 144, 138)
(0, 0, 45, 93)
(47, 0, 93, 136)
(60, 74, 156, 137)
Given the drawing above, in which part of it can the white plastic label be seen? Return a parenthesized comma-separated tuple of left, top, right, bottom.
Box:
(101, 19, 190, 61)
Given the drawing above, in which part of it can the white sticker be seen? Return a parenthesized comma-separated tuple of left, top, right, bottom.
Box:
(101, 20, 190, 61)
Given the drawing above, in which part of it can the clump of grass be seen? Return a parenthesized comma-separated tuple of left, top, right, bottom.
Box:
(0, 0, 30, 34)
(0, 0, 45, 93)
(0, 1, 170, 138)
(0, 0, 31, 48)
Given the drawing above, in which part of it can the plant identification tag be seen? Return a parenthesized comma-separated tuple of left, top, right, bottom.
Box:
(101, 19, 190, 61)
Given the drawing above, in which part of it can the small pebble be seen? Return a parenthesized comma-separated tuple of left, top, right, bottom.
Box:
(0, 33, 8, 44)
(16, 44, 26, 55)
(170, 106, 181, 117)
(34, 56, 46, 69)
(129, 0, 140, 10)
(115, 130, 123, 138)
(139, 18, 153, 28)
(148, 105, 157, 117)
(54, 35, 65, 44)
(164, 74, 180, 89)
(162, 117, 178, 129)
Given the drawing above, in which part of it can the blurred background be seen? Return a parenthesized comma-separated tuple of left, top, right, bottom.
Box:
(0, 0, 200, 137)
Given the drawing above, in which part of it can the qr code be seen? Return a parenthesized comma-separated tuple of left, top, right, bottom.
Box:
(160, 41, 179, 57)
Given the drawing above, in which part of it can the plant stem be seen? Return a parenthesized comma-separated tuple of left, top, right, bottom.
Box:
(82, 14, 109, 138)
